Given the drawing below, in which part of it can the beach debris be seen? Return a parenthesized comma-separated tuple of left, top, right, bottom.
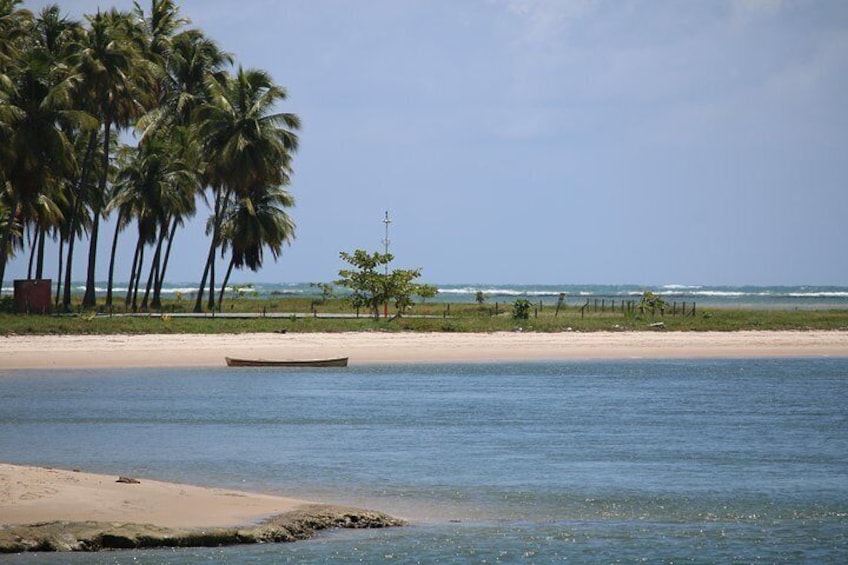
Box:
(116, 476, 141, 484)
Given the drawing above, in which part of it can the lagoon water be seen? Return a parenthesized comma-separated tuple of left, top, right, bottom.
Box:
(1, 359, 846, 563)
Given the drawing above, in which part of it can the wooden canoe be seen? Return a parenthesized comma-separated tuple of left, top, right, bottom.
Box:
(225, 356, 348, 368)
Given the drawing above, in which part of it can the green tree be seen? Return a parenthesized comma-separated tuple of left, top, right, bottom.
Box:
(192, 66, 299, 312)
(217, 184, 295, 308)
(74, 8, 153, 308)
(0, 6, 92, 292)
(337, 249, 392, 318)
(337, 249, 435, 318)
(109, 135, 196, 310)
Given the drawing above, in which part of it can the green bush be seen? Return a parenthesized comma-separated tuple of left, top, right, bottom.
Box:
(512, 298, 531, 320)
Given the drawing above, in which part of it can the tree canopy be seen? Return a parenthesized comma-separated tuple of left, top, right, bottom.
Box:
(337, 249, 437, 319)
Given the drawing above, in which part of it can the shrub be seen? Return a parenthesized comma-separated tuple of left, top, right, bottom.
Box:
(512, 298, 531, 320)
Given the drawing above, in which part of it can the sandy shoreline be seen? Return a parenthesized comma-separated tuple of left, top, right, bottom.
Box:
(0, 463, 402, 552)
(0, 463, 305, 529)
(1, 331, 847, 370)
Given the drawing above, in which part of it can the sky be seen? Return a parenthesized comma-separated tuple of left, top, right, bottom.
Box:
(7, 0, 848, 286)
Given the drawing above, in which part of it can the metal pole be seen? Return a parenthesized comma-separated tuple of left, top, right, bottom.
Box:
(382, 211, 391, 318)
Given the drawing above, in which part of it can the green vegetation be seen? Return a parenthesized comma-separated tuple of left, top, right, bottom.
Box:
(2, 294, 847, 335)
(512, 298, 531, 320)
(336, 249, 436, 319)
(0, 0, 298, 313)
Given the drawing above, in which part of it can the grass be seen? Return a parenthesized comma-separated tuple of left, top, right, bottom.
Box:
(2, 295, 848, 335)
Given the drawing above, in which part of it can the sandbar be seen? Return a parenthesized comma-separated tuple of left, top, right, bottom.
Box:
(1, 331, 847, 370)
(0, 463, 402, 552)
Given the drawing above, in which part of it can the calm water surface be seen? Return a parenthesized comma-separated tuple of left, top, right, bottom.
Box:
(1, 359, 846, 563)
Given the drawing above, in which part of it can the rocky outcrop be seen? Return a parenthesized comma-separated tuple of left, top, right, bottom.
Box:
(0, 504, 404, 553)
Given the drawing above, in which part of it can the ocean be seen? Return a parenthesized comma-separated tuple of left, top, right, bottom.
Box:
(4, 282, 848, 310)
(1, 359, 846, 563)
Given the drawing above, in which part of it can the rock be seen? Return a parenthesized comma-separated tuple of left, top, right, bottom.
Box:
(0, 505, 404, 553)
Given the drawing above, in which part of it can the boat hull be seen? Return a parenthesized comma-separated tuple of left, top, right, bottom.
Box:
(225, 356, 349, 368)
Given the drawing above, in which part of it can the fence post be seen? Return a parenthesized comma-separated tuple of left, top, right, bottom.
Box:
(555, 293, 565, 317)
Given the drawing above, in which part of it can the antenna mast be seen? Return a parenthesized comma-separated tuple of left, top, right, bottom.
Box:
(382, 211, 392, 318)
(382, 211, 392, 275)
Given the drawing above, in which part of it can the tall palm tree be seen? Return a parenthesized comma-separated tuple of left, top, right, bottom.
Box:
(0, 16, 93, 293)
(73, 8, 153, 308)
(218, 184, 295, 306)
(25, 5, 81, 281)
(192, 66, 299, 312)
(109, 134, 197, 310)
(0, 0, 32, 287)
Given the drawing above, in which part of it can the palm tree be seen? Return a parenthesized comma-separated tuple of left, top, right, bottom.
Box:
(60, 125, 101, 310)
(149, 125, 199, 308)
(138, 28, 231, 139)
(0, 1, 32, 77)
(110, 133, 198, 310)
(0, 0, 31, 287)
(25, 6, 81, 281)
(134, 0, 187, 62)
(192, 66, 299, 312)
(218, 184, 295, 306)
(109, 130, 199, 310)
(0, 12, 93, 293)
(73, 8, 153, 308)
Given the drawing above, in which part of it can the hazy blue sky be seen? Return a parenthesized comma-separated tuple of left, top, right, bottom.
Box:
(8, 0, 848, 286)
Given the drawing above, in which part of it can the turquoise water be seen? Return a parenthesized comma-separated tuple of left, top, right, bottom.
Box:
(1, 359, 846, 563)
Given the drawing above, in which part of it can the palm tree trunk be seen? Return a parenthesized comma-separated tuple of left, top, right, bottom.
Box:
(105, 210, 123, 307)
(63, 131, 98, 311)
(83, 118, 113, 308)
(35, 226, 47, 279)
(208, 254, 216, 311)
(193, 187, 231, 313)
(141, 224, 166, 311)
(0, 201, 19, 292)
(125, 236, 142, 308)
(131, 244, 145, 312)
(218, 256, 235, 309)
(193, 240, 213, 313)
(81, 212, 101, 308)
(153, 217, 177, 309)
(55, 237, 64, 309)
(27, 225, 38, 279)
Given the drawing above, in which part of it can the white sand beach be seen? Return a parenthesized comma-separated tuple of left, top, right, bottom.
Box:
(1, 331, 847, 370)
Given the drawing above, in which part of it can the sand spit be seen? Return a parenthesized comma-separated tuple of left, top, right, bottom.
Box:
(0, 464, 402, 553)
